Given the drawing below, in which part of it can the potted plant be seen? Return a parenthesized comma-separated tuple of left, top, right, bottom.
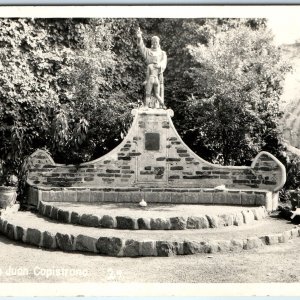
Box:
(0, 160, 18, 209)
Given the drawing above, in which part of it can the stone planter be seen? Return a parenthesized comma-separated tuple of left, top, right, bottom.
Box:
(0, 186, 17, 209)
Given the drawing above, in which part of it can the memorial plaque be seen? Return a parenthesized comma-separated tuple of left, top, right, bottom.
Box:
(145, 132, 160, 151)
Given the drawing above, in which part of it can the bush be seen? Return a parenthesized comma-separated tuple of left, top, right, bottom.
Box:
(279, 152, 300, 205)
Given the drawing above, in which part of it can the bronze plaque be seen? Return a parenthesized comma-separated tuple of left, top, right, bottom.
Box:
(145, 132, 160, 151)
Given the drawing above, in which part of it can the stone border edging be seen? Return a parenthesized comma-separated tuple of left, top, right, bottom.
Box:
(0, 212, 299, 257)
(37, 200, 268, 230)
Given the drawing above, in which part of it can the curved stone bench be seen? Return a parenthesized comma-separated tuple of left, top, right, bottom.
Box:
(37, 200, 268, 230)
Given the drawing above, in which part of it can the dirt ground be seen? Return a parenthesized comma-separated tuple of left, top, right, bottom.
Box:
(0, 234, 300, 284)
(49, 202, 254, 217)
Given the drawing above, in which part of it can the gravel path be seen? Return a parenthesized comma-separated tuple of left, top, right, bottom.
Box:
(0, 234, 300, 284)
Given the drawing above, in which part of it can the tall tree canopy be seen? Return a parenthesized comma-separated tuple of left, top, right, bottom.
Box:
(180, 22, 290, 165)
(0, 17, 290, 178)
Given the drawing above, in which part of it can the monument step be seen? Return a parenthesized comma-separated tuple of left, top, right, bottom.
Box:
(28, 186, 278, 212)
(37, 200, 268, 230)
(0, 210, 299, 257)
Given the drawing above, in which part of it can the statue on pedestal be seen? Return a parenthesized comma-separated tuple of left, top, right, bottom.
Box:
(136, 27, 167, 109)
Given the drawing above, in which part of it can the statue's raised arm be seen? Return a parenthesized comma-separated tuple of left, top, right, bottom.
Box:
(136, 27, 167, 109)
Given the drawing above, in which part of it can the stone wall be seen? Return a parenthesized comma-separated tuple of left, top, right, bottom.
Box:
(27, 108, 286, 191)
(26, 108, 286, 209)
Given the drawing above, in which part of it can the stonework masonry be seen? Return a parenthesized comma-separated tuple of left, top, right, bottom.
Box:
(26, 108, 286, 210)
(0, 211, 299, 257)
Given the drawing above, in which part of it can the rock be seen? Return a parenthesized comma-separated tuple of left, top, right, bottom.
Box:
(233, 212, 244, 226)
(96, 237, 123, 256)
(0, 219, 3, 233)
(26, 228, 42, 246)
(100, 215, 116, 228)
(170, 217, 186, 230)
(252, 207, 266, 220)
(258, 207, 267, 219)
(216, 240, 232, 252)
(260, 236, 267, 245)
(57, 209, 70, 223)
(75, 234, 97, 252)
(1, 220, 8, 233)
(279, 230, 292, 243)
(50, 206, 59, 220)
(242, 210, 255, 224)
(80, 214, 99, 227)
(219, 214, 234, 226)
(6, 223, 15, 240)
(186, 216, 209, 229)
(116, 216, 137, 230)
(0, 220, 8, 234)
(38, 202, 45, 214)
(55, 233, 75, 251)
(206, 215, 220, 228)
(173, 241, 184, 255)
(43, 231, 56, 249)
(44, 205, 52, 218)
(123, 239, 140, 257)
(183, 241, 204, 254)
(262, 206, 268, 217)
(265, 234, 280, 245)
(291, 228, 299, 238)
(243, 237, 263, 250)
(230, 239, 244, 251)
(156, 241, 176, 256)
(15, 226, 25, 242)
(140, 241, 156, 256)
(150, 218, 171, 230)
(71, 211, 80, 224)
(137, 218, 151, 230)
(204, 241, 219, 253)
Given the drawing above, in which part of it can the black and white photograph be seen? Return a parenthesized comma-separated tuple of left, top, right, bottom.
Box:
(0, 4, 300, 296)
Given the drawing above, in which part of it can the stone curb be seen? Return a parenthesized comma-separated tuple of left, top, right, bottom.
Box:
(37, 200, 268, 230)
(0, 213, 299, 257)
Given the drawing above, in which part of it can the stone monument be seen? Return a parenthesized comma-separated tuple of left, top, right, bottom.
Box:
(25, 30, 286, 212)
(136, 27, 167, 109)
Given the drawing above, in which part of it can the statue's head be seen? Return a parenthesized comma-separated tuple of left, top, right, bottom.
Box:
(151, 36, 160, 50)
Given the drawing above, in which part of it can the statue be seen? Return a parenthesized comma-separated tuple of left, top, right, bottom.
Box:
(136, 27, 167, 109)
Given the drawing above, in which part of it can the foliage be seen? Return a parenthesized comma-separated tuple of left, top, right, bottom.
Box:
(0, 18, 133, 171)
(279, 151, 300, 203)
(0, 160, 18, 186)
(178, 24, 290, 165)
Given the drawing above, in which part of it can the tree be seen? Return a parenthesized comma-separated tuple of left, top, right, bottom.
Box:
(178, 23, 290, 165)
(0, 18, 119, 170)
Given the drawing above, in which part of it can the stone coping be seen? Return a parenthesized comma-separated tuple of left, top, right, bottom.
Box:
(29, 185, 278, 211)
(37, 200, 267, 230)
(0, 211, 299, 257)
(32, 185, 271, 193)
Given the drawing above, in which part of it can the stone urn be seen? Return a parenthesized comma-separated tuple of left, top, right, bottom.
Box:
(0, 186, 17, 209)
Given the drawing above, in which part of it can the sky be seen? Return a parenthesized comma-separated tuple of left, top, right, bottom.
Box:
(267, 15, 300, 45)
